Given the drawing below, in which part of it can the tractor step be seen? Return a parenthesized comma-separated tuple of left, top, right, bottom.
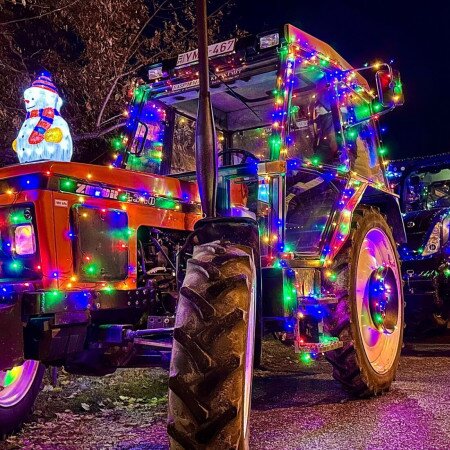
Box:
(294, 337, 343, 354)
(298, 295, 338, 305)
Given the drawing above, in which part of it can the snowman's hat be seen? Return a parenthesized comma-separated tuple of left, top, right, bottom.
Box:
(31, 71, 58, 94)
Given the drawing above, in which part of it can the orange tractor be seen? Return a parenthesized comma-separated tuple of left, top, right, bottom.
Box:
(1, 9, 405, 449)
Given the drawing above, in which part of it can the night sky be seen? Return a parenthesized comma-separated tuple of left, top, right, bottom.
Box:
(236, 0, 450, 160)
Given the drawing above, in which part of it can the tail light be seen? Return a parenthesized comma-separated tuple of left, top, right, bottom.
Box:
(14, 224, 36, 256)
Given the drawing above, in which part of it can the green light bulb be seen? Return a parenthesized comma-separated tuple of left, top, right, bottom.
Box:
(346, 129, 358, 140)
(372, 102, 383, 113)
(300, 352, 312, 365)
(84, 263, 99, 276)
(329, 272, 338, 282)
(112, 138, 123, 150)
(374, 313, 383, 324)
(393, 81, 403, 94)
(340, 223, 349, 234)
(9, 261, 22, 272)
(60, 178, 76, 192)
(311, 156, 321, 166)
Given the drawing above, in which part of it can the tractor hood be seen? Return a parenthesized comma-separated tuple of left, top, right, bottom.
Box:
(0, 161, 201, 205)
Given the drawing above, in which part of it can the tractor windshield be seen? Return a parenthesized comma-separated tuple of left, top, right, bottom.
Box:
(163, 70, 275, 174)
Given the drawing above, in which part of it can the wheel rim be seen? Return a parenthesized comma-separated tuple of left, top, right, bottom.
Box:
(355, 228, 402, 375)
(0, 361, 40, 408)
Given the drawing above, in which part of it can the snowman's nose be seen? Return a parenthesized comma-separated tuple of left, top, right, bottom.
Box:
(25, 100, 30, 104)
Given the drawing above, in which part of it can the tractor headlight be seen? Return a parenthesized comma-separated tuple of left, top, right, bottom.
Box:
(259, 32, 279, 49)
(422, 222, 441, 256)
(442, 216, 450, 245)
(14, 224, 36, 256)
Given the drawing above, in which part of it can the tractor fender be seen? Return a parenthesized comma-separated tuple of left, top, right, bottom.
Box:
(359, 185, 406, 244)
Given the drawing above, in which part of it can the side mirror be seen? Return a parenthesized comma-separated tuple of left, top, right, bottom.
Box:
(376, 68, 404, 108)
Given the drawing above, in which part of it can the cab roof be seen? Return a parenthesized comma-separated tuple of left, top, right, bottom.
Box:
(141, 23, 370, 92)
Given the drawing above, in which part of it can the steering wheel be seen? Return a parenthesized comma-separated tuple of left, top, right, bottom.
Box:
(218, 148, 260, 166)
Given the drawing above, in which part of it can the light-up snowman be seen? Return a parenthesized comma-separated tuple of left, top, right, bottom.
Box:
(13, 72, 73, 163)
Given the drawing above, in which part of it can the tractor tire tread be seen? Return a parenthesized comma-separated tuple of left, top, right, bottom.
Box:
(168, 241, 255, 449)
(324, 206, 403, 398)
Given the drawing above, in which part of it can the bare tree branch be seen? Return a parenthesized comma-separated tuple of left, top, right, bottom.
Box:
(0, 0, 82, 26)
(96, 1, 231, 128)
(95, 77, 120, 128)
(74, 120, 126, 141)
(126, 0, 169, 60)
(0, 0, 238, 165)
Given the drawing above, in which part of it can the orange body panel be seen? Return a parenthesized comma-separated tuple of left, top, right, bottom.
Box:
(0, 161, 202, 292)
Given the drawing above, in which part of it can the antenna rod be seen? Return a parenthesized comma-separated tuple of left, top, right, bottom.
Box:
(195, 0, 217, 218)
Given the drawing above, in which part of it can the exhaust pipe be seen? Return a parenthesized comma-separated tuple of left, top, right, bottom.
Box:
(195, 0, 217, 218)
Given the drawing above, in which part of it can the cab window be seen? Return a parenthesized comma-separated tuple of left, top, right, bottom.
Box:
(232, 127, 271, 161)
(172, 114, 196, 174)
(287, 80, 345, 165)
(126, 101, 167, 174)
(171, 114, 224, 174)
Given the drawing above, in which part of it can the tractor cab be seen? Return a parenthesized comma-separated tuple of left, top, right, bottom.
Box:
(120, 26, 402, 180)
(118, 24, 404, 261)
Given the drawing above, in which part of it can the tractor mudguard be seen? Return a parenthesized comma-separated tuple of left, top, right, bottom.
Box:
(360, 185, 406, 244)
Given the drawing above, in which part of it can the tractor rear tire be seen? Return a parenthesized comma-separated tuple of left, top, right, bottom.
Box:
(0, 361, 44, 437)
(168, 241, 256, 450)
(324, 207, 404, 397)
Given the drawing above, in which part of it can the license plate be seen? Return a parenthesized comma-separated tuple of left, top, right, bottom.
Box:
(176, 38, 236, 67)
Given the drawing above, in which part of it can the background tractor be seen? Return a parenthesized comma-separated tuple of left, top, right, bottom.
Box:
(388, 153, 450, 335)
(0, 5, 405, 448)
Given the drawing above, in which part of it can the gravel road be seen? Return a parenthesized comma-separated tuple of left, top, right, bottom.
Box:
(1, 337, 449, 450)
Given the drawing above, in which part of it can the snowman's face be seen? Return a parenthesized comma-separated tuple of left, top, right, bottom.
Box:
(24, 86, 59, 111)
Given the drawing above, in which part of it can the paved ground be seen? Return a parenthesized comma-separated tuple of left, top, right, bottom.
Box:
(2, 335, 450, 450)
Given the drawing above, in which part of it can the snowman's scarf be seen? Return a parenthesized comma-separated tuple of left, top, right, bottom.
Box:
(26, 107, 60, 145)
